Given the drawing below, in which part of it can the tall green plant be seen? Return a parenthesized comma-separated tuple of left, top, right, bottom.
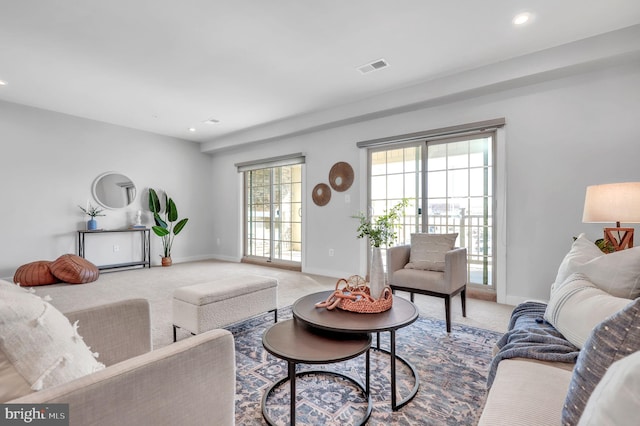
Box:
(353, 199, 409, 248)
(148, 188, 189, 258)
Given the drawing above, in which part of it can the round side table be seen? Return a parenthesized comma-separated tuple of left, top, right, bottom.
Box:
(261, 318, 372, 425)
(292, 290, 419, 410)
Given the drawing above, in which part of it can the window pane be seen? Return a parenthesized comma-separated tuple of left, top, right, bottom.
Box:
(448, 169, 468, 197)
(469, 137, 492, 167)
(371, 175, 387, 199)
(427, 171, 446, 198)
(386, 149, 405, 174)
(447, 141, 469, 169)
(427, 144, 447, 171)
(404, 173, 418, 197)
(387, 174, 404, 199)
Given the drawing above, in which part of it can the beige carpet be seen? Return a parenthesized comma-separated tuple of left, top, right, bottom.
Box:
(33, 259, 514, 348)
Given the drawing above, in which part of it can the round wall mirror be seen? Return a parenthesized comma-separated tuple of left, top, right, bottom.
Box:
(92, 172, 137, 209)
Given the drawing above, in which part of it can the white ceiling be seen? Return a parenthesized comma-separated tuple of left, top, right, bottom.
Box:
(1, 1, 640, 151)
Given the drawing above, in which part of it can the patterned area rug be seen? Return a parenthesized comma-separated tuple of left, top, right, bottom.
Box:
(229, 306, 502, 425)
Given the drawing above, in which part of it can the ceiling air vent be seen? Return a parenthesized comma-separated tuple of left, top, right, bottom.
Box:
(357, 58, 389, 75)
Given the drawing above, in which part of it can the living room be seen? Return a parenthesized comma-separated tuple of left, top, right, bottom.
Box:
(2, 2, 640, 425)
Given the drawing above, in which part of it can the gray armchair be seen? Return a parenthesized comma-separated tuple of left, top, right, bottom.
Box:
(10, 299, 236, 426)
(387, 245, 467, 332)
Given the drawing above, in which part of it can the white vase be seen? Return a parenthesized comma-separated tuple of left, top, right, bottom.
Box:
(369, 247, 385, 300)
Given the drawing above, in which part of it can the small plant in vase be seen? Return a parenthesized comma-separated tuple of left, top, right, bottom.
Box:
(148, 188, 189, 266)
(353, 199, 409, 299)
(78, 203, 105, 230)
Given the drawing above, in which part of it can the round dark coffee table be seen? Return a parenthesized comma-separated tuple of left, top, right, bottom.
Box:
(261, 319, 372, 425)
(293, 290, 419, 410)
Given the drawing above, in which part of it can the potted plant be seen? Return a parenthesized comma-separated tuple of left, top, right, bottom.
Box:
(353, 199, 409, 298)
(78, 202, 106, 230)
(148, 188, 189, 266)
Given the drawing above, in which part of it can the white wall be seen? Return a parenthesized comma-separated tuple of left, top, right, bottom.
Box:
(0, 100, 214, 278)
(210, 58, 640, 304)
(2, 57, 638, 304)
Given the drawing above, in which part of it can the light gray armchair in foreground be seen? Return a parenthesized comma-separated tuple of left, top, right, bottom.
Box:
(387, 245, 467, 333)
(11, 299, 236, 426)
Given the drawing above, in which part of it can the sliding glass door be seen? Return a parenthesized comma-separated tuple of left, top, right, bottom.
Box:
(244, 164, 302, 266)
(368, 132, 495, 287)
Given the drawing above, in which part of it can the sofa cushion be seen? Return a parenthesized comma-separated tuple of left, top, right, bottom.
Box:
(478, 358, 573, 426)
(13, 260, 60, 286)
(562, 298, 640, 424)
(552, 233, 640, 298)
(49, 254, 99, 284)
(578, 351, 640, 426)
(544, 273, 632, 349)
(0, 280, 105, 401)
(405, 233, 457, 272)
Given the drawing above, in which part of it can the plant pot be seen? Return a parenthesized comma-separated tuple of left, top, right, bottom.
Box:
(87, 218, 97, 230)
(161, 257, 172, 267)
(369, 247, 385, 300)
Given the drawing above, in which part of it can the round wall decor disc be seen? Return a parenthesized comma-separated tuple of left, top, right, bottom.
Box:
(329, 162, 354, 192)
(312, 183, 331, 206)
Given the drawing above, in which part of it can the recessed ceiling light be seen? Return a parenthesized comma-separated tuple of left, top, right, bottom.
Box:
(0, 80, 7, 86)
(513, 12, 531, 26)
(188, 128, 196, 132)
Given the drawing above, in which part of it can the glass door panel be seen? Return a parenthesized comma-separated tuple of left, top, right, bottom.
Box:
(245, 164, 302, 265)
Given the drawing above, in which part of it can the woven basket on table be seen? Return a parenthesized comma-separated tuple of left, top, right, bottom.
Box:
(315, 275, 393, 313)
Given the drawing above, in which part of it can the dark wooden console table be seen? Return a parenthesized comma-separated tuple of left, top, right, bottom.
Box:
(78, 228, 151, 270)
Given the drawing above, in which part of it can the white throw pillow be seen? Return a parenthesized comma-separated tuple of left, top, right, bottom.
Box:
(544, 273, 632, 349)
(577, 350, 640, 425)
(552, 234, 603, 292)
(0, 352, 32, 402)
(577, 246, 640, 299)
(552, 234, 640, 299)
(405, 233, 458, 272)
(0, 282, 104, 401)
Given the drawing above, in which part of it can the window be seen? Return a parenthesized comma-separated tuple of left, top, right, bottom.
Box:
(425, 135, 493, 286)
(240, 158, 303, 267)
(363, 121, 500, 288)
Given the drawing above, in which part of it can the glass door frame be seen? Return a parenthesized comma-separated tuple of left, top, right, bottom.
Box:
(243, 164, 303, 269)
(366, 131, 497, 290)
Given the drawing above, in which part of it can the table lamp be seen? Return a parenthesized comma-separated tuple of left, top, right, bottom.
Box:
(582, 182, 640, 251)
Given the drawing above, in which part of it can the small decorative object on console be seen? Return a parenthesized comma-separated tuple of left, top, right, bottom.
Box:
(315, 275, 393, 313)
(78, 202, 105, 231)
(131, 209, 145, 228)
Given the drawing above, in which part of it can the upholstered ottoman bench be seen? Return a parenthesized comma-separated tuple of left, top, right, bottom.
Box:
(172, 275, 278, 341)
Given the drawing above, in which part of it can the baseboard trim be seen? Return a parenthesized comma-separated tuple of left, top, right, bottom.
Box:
(241, 257, 302, 272)
(467, 286, 497, 302)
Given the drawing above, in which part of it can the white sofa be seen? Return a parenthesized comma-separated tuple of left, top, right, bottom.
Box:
(1, 293, 236, 426)
(479, 234, 640, 425)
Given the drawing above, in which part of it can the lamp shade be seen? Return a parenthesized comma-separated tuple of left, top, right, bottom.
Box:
(582, 182, 640, 223)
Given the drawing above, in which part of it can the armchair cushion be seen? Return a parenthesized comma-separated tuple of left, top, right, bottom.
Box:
(0, 281, 104, 402)
(405, 233, 458, 271)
